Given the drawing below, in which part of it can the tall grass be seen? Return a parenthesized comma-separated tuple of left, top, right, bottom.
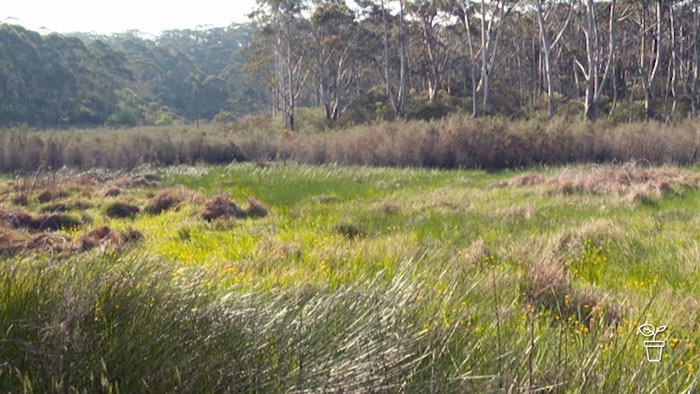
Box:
(2, 115, 700, 173)
(1, 163, 699, 392)
(2, 255, 694, 392)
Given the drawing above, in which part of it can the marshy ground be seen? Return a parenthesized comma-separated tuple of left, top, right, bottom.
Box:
(1, 162, 699, 392)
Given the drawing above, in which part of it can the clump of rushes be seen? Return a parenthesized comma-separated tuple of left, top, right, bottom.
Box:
(0, 206, 81, 231)
(202, 195, 245, 221)
(334, 222, 366, 240)
(144, 188, 188, 214)
(201, 195, 268, 221)
(245, 197, 268, 218)
(105, 202, 141, 219)
(77, 226, 144, 251)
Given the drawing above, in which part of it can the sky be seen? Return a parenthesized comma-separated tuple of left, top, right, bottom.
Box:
(1, 0, 258, 36)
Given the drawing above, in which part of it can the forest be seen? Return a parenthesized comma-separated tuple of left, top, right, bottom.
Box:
(2, 0, 700, 129)
(0, 23, 261, 127)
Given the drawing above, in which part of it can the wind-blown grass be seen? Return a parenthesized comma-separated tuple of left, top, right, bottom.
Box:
(0, 162, 699, 392)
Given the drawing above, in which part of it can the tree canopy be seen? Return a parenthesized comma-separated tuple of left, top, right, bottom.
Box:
(0, 23, 262, 127)
(3, 1, 700, 128)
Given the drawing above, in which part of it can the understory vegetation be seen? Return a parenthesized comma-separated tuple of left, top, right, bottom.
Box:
(1, 162, 699, 392)
(3, 114, 700, 173)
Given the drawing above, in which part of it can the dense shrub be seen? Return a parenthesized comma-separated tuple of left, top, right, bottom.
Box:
(1, 116, 700, 172)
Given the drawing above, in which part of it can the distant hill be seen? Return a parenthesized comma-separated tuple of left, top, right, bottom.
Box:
(0, 23, 263, 127)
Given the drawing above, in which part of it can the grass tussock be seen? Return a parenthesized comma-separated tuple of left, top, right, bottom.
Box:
(202, 195, 245, 221)
(201, 195, 268, 221)
(335, 222, 366, 240)
(522, 258, 620, 329)
(104, 202, 141, 219)
(0, 206, 81, 231)
(505, 163, 700, 203)
(245, 197, 268, 218)
(77, 226, 144, 252)
(144, 187, 193, 215)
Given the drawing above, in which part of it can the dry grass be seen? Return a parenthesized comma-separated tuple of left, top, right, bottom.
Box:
(0, 206, 82, 231)
(105, 202, 141, 219)
(202, 195, 245, 221)
(246, 197, 268, 218)
(523, 258, 570, 312)
(144, 188, 191, 215)
(201, 195, 268, 221)
(504, 163, 700, 203)
(113, 175, 160, 189)
(77, 226, 144, 252)
(3, 116, 700, 173)
(522, 258, 620, 328)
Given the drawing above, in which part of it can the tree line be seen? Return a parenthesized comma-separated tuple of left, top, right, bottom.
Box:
(3, 1, 700, 130)
(0, 23, 263, 127)
(248, 0, 700, 129)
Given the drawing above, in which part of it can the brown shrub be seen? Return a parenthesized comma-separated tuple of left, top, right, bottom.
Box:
(104, 186, 123, 197)
(0, 207, 34, 229)
(30, 214, 82, 231)
(522, 258, 621, 328)
(120, 228, 145, 243)
(114, 175, 160, 189)
(202, 195, 244, 221)
(72, 201, 94, 210)
(29, 233, 72, 253)
(246, 197, 268, 218)
(78, 226, 118, 251)
(77, 226, 142, 251)
(0, 229, 28, 255)
(12, 194, 29, 206)
(505, 163, 700, 203)
(503, 173, 545, 187)
(105, 202, 141, 219)
(0, 206, 81, 232)
(523, 258, 570, 313)
(375, 201, 401, 214)
(144, 188, 188, 214)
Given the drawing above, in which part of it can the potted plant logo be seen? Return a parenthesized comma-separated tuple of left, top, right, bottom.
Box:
(638, 323, 667, 362)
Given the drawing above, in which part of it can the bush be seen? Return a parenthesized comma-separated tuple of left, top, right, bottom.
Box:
(144, 188, 187, 215)
(105, 202, 141, 219)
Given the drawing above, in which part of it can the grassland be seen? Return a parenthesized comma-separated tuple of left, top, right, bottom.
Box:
(1, 162, 699, 392)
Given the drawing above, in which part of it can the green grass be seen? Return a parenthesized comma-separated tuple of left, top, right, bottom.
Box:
(1, 162, 699, 392)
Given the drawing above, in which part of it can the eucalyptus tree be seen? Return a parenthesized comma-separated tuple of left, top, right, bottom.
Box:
(309, 1, 361, 128)
(406, 0, 451, 101)
(534, 0, 574, 118)
(455, 0, 519, 117)
(634, 0, 663, 121)
(379, 0, 408, 118)
(574, 0, 617, 120)
(251, 0, 310, 130)
(688, 1, 700, 116)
